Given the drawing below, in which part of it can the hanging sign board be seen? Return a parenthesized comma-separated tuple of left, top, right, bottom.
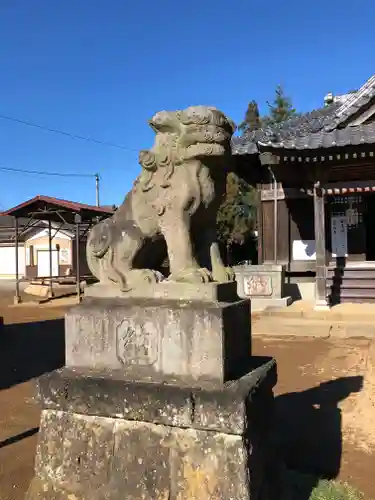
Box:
(331, 215, 348, 257)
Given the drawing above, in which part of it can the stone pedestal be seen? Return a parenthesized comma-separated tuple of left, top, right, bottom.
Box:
(234, 264, 292, 311)
(26, 284, 279, 500)
(65, 295, 251, 383)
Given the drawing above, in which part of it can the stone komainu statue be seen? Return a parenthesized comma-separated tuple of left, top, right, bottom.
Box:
(86, 106, 236, 291)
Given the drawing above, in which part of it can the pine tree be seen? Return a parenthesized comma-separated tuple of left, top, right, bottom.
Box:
(238, 100, 262, 134)
(217, 172, 257, 248)
(216, 85, 298, 262)
(263, 84, 297, 125)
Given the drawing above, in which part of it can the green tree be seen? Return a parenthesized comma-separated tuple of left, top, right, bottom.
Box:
(216, 85, 298, 261)
(217, 172, 257, 255)
(263, 84, 297, 125)
(238, 100, 262, 134)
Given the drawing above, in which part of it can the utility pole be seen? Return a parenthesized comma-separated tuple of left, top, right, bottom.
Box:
(95, 173, 100, 206)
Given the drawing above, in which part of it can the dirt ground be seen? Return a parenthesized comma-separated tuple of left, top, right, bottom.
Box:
(0, 290, 375, 499)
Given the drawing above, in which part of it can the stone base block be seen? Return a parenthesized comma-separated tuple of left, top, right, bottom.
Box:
(251, 296, 292, 312)
(26, 358, 278, 500)
(65, 296, 251, 384)
(234, 264, 286, 300)
(85, 280, 239, 302)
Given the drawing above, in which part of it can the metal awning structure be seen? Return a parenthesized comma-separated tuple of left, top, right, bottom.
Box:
(2, 195, 114, 303)
(2, 195, 113, 224)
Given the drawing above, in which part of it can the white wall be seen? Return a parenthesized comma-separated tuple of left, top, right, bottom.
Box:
(0, 246, 26, 278)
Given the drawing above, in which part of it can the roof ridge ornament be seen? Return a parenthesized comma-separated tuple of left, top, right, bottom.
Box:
(325, 74, 375, 131)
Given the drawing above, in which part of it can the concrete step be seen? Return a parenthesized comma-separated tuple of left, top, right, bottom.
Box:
(331, 296, 375, 303)
(328, 288, 375, 298)
(327, 280, 375, 288)
(252, 316, 375, 339)
(252, 317, 332, 337)
(327, 268, 375, 279)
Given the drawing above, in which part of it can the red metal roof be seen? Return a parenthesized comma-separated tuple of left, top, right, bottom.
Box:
(1, 195, 114, 222)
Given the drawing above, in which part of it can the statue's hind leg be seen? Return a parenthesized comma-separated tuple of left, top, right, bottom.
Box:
(210, 242, 235, 282)
(194, 227, 235, 283)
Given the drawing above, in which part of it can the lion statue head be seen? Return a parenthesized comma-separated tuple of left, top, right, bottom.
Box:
(137, 106, 236, 191)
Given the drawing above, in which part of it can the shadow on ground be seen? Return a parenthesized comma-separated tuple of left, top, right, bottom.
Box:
(0, 318, 65, 390)
(275, 375, 364, 499)
(0, 427, 39, 449)
(0, 315, 368, 499)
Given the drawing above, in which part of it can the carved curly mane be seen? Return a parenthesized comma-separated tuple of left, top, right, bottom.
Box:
(137, 106, 235, 192)
(87, 105, 236, 291)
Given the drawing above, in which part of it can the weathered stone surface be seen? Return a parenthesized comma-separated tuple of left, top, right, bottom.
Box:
(65, 297, 251, 383)
(85, 280, 239, 302)
(35, 357, 276, 435)
(235, 264, 287, 299)
(234, 264, 292, 311)
(27, 103, 279, 500)
(27, 358, 277, 500)
(37, 368, 194, 428)
(34, 411, 114, 493)
(171, 426, 247, 499)
(28, 413, 251, 500)
(86, 106, 236, 292)
(111, 420, 171, 499)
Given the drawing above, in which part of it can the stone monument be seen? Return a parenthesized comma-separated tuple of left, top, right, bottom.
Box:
(26, 106, 278, 500)
(234, 263, 292, 311)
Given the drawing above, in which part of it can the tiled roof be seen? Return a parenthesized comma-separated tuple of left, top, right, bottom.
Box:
(232, 74, 375, 154)
(258, 121, 375, 150)
(231, 103, 340, 155)
(326, 76, 375, 131)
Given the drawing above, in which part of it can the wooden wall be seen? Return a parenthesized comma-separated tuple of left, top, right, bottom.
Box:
(260, 194, 372, 271)
(261, 198, 315, 271)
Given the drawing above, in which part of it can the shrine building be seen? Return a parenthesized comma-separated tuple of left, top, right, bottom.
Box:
(232, 74, 375, 307)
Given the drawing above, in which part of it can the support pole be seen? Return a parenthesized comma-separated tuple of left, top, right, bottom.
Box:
(268, 167, 278, 263)
(95, 173, 100, 207)
(256, 183, 263, 265)
(313, 181, 329, 310)
(273, 177, 278, 264)
(48, 219, 54, 298)
(14, 216, 21, 304)
(75, 214, 82, 303)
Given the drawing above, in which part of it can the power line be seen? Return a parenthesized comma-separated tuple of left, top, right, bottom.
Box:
(0, 165, 94, 178)
(0, 113, 139, 152)
(0, 166, 101, 206)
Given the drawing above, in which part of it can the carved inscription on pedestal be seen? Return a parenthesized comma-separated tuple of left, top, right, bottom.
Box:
(68, 314, 110, 354)
(116, 320, 158, 366)
(243, 275, 272, 297)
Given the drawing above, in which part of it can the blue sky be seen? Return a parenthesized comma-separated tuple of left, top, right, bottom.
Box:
(0, 0, 374, 209)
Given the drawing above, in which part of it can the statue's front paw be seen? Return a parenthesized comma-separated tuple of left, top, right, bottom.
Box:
(120, 269, 165, 291)
(169, 267, 213, 284)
